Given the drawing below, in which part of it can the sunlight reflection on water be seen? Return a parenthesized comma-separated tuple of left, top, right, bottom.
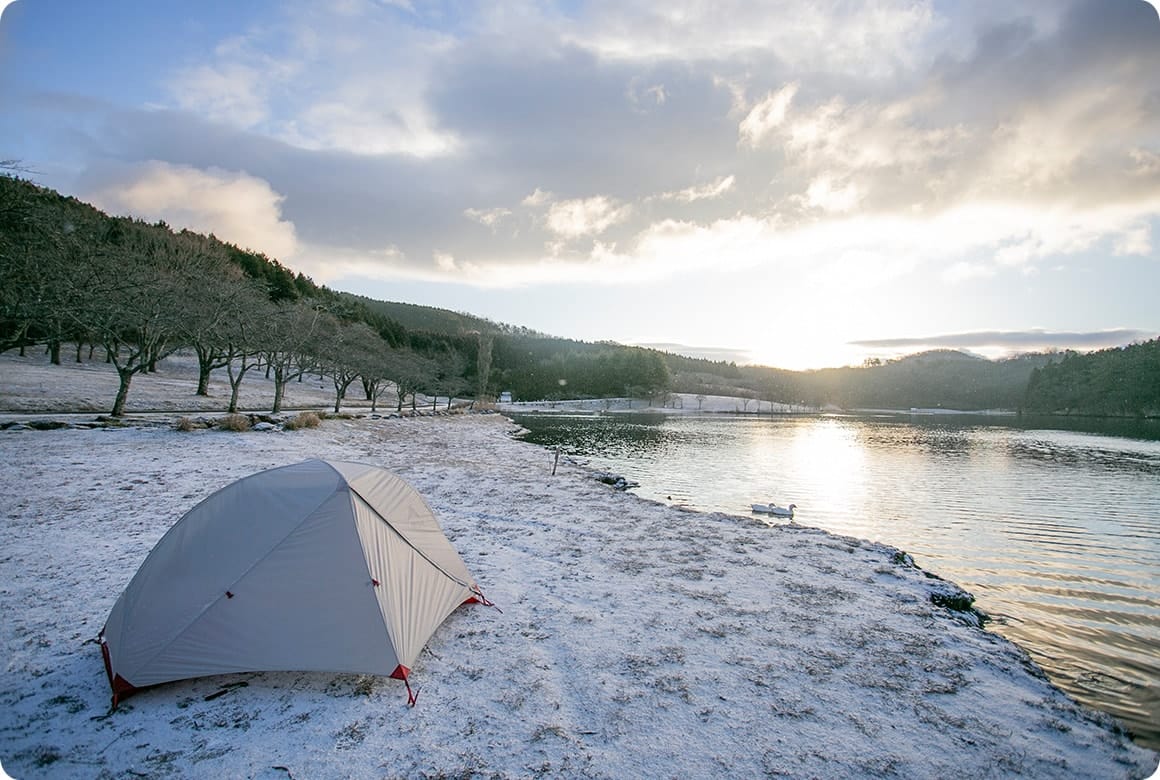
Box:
(513, 412, 1160, 749)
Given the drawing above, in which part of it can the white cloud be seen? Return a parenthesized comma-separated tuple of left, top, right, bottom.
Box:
(85, 161, 298, 260)
(561, 1, 934, 77)
(167, 36, 299, 129)
(770, 91, 967, 176)
(627, 78, 668, 110)
(801, 176, 862, 213)
(658, 175, 735, 203)
(282, 95, 460, 158)
(545, 196, 632, 239)
(164, 6, 460, 157)
(521, 188, 553, 207)
(1130, 149, 1160, 177)
(464, 207, 513, 230)
(738, 83, 798, 148)
(1112, 223, 1152, 256)
(282, 189, 1159, 300)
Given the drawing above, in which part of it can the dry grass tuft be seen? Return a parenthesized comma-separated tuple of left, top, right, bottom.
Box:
(217, 413, 252, 432)
(284, 411, 321, 431)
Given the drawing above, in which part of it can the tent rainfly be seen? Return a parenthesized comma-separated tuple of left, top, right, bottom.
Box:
(100, 459, 488, 706)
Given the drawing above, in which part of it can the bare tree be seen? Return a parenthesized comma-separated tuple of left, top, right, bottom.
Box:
(0, 174, 92, 357)
(171, 234, 260, 396)
(221, 295, 276, 413)
(319, 319, 384, 413)
(259, 301, 323, 414)
(75, 221, 235, 416)
(384, 348, 439, 413)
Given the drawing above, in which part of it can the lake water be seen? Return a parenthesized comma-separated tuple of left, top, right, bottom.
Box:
(511, 411, 1160, 749)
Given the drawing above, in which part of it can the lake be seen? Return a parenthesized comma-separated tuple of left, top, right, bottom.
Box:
(511, 411, 1160, 750)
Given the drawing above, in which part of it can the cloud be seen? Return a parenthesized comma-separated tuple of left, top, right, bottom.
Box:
(167, 44, 285, 128)
(83, 161, 298, 260)
(657, 175, 735, 203)
(729, 1, 1160, 228)
(850, 329, 1158, 352)
(559, 1, 935, 77)
(165, 4, 461, 157)
(545, 196, 632, 239)
(521, 188, 553, 207)
(738, 83, 798, 147)
(7, 0, 1159, 320)
(800, 176, 862, 214)
(464, 207, 512, 231)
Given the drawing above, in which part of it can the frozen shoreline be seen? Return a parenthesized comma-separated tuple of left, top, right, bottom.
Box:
(1, 354, 1158, 778)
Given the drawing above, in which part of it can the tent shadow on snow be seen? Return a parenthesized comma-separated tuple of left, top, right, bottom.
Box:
(99, 459, 489, 707)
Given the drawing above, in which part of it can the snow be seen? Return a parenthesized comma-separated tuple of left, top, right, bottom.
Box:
(1, 351, 1158, 779)
(500, 393, 811, 415)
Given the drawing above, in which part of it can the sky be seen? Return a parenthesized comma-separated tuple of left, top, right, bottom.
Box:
(1, 0, 1159, 370)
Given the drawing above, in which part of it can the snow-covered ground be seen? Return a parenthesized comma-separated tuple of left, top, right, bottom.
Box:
(1, 352, 1158, 778)
(500, 393, 812, 415)
(0, 350, 418, 416)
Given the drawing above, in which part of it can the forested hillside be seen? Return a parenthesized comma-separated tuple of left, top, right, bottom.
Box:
(661, 350, 1062, 412)
(1024, 340, 1160, 417)
(0, 174, 673, 412)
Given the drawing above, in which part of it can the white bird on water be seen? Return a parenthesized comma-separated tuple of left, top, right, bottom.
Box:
(751, 502, 796, 519)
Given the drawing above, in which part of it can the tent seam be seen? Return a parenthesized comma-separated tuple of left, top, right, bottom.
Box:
(344, 481, 474, 592)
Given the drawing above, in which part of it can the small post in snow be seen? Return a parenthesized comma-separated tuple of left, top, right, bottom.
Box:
(552, 445, 560, 476)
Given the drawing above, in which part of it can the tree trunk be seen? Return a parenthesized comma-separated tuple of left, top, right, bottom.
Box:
(272, 368, 286, 414)
(111, 369, 134, 417)
(272, 378, 286, 413)
(49, 339, 61, 365)
(195, 346, 213, 396)
(75, 342, 83, 363)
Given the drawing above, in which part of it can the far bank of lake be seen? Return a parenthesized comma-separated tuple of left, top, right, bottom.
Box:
(512, 411, 1160, 750)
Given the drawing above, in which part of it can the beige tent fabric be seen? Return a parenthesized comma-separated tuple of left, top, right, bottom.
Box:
(100, 460, 478, 702)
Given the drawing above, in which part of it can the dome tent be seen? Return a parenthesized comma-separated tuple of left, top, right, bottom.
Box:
(100, 459, 486, 706)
